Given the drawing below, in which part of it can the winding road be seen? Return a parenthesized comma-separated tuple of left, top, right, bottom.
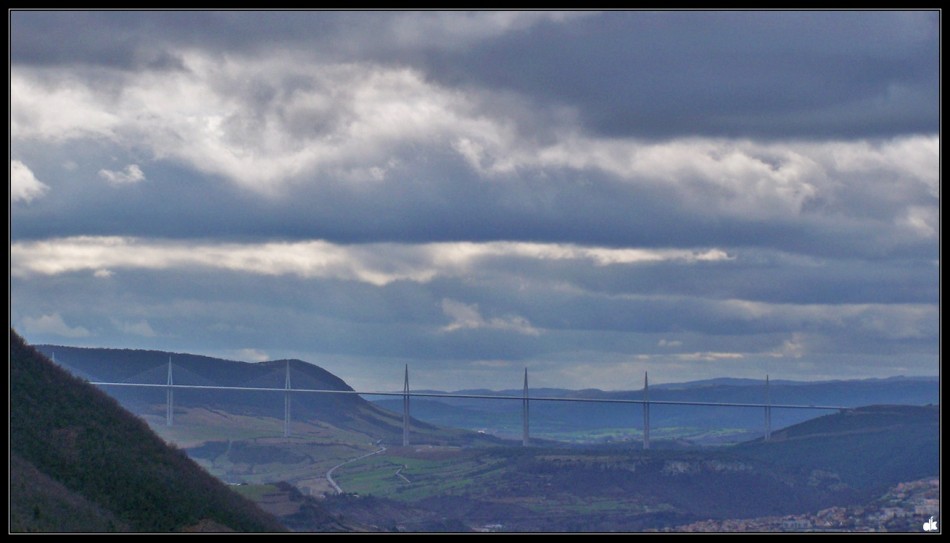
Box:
(325, 445, 387, 494)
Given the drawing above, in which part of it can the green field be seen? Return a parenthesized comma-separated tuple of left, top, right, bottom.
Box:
(333, 448, 496, 500)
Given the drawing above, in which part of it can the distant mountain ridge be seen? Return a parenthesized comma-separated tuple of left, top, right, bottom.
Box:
(442, 374, 938, 397)
(374, 376, 938, 443)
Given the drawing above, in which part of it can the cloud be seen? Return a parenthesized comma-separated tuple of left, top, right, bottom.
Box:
(99, 164, 145, 185)
(10, 75, 120, 141)
(234, 348, 270, 363)
(675, 352, 746, 362)
(11, 160, 50, 202)
(441, 298, 541, 336)
(459, 134, 938, 222)
(13, 57, 504, 194)
(13, 11, 935, 140)
(433, 11, 938, 140)
(386, 11, 587, 50)
(718, 299, 938, 341)
(22, 313, 91, 338)
(7, 12, 938, 389)
(113, 318, 157, 337)
(771, 333, 806, 359)
(10, 236, 736, 286)
(898, 206, 938, 239)
(12, 49, 937, 227)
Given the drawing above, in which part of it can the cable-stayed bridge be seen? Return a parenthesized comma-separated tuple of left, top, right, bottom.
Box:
(79, 357, 848, 450)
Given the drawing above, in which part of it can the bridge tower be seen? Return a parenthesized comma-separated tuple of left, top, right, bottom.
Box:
(402, 364, 410, 447)
(522, 368, 530, 447)
(764, 374, 772, 442)
(284, 360, 292, 438)
(642, 371, 650, 450)
(166, 357, 174, 427)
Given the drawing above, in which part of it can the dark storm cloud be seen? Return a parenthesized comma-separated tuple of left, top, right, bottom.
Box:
(11, 10, 338, 67)
(421, 10, 939, 139)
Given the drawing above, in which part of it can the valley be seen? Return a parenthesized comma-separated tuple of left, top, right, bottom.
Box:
(30, 344, 941, 532)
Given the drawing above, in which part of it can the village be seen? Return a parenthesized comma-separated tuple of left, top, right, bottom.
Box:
(665, 478, 939, 533)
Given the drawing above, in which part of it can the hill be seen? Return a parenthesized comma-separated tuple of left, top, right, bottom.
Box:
(33, 344, 498, 449)
(734, 404, 940, 491)
(9, 330, 287, 532)
(29, 343, 505, 500)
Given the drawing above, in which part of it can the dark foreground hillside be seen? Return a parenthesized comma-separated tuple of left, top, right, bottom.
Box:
(9, 330, 287, 533)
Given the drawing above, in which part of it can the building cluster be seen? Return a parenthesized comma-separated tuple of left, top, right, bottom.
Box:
(666, 477, 939, 533)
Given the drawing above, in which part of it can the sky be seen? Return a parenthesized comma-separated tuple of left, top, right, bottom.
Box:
(9, 10, 940, 392)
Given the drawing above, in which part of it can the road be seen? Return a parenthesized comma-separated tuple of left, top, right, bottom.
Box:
(394, 465, 411, 483)
(325, 445, 387, 494)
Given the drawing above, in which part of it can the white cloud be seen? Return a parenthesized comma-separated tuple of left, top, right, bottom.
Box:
(675, 351, 746, 362)
(12, 54, 936, 224)
(14, 57, 499, 194)
(11, 160, 50, 202)
(771, 333, 806, 358)
(22, 313, 90, 338)
(388, 11, 588, 50)
(99, 164, 145, 185)
(113, 318, 157, 337)
(10, 74, 120, 141)
(441, 298, 541, 336)
(721, 299, 938, 340)
(898, 205, 938, 238)
(234, 348, 270, 363)
(11, 236, 734, 286)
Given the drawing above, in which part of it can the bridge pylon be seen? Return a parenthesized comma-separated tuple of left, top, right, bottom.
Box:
(764, 374, 772, 442)
(643, 371, 650, 450)
(522, 368, 530, 447)
(284, 360, 292, 438)
(166, 357, 174, 427)
(402, 365, 410, 447)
